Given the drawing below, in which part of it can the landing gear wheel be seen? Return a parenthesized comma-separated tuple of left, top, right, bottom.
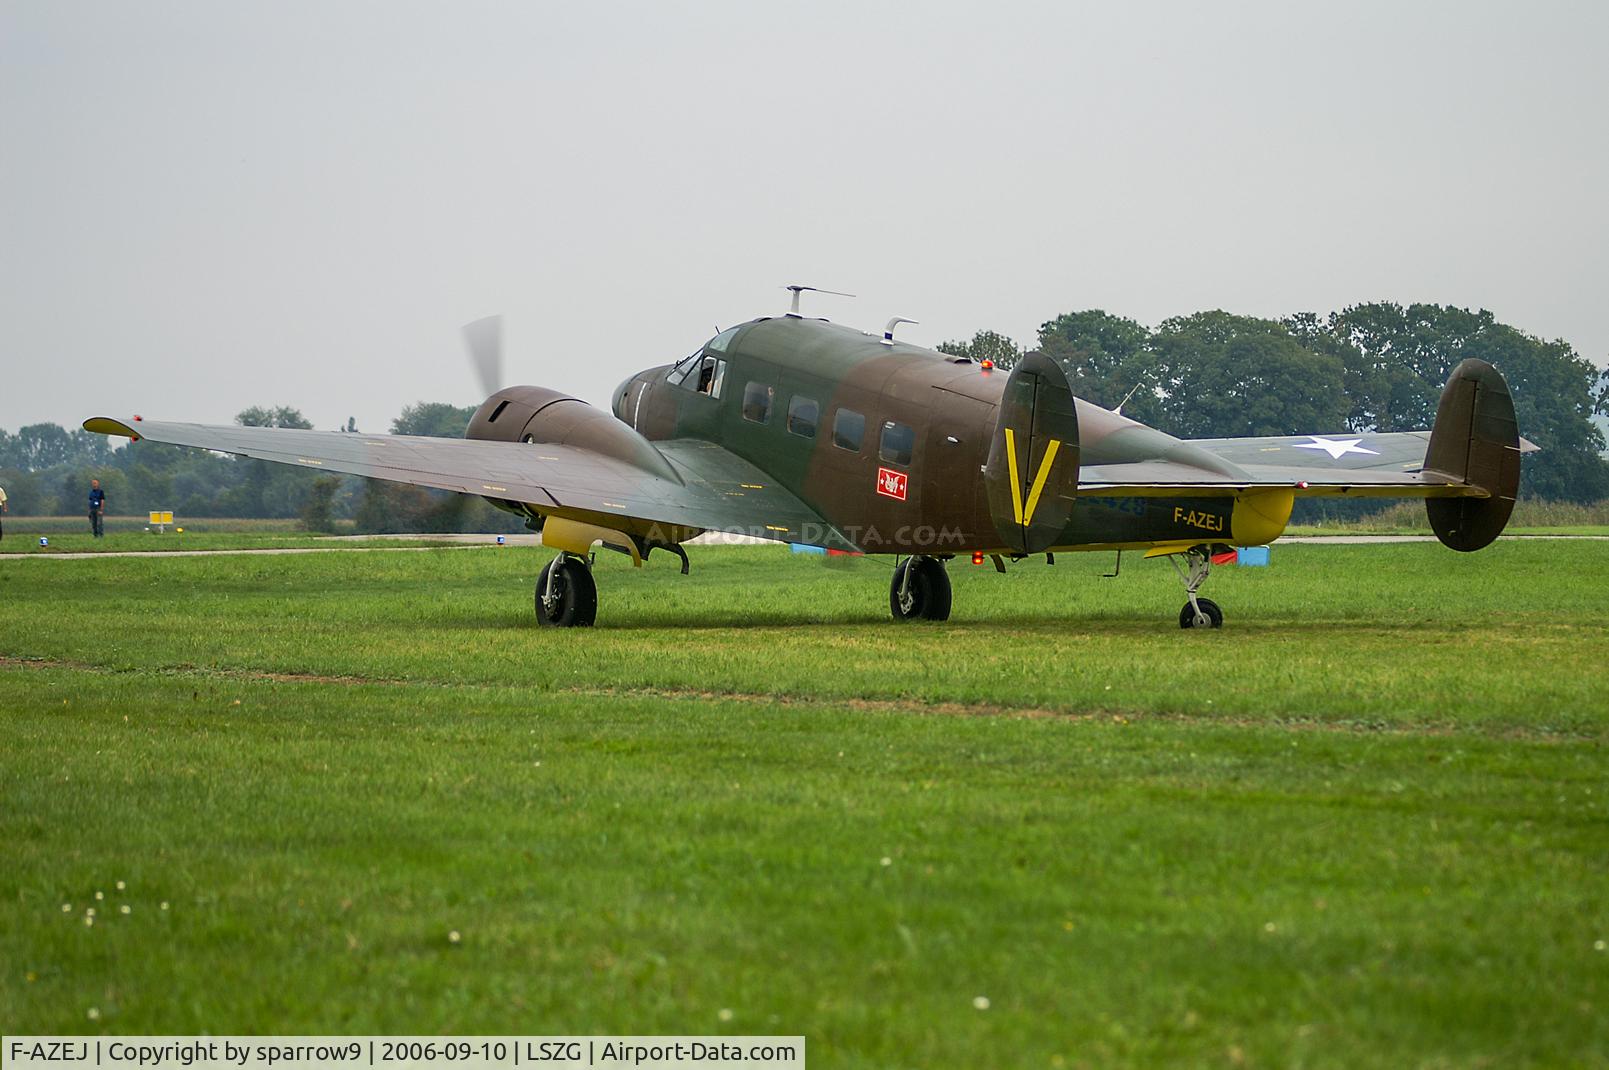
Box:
(1178, 597, 1223, 630)
(1168, 546, 1225, 631)
(890, 556, 952, 622)
(535, 555, 598, 628)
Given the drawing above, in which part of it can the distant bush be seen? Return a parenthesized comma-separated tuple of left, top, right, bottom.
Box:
(299, 477, 341, 533)
(1293, 498, 1609, 532)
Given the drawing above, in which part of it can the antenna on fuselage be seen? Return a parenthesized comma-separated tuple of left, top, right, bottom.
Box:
(1112, 379, 1145, 417)
(784, 284, 855, 317)
(882, 317, 918, 345)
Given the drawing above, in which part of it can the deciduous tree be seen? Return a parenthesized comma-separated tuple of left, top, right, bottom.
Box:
(391, 402, 476, 438)
(235, 406, 313, 429)
(935, 330, 1025, 371)
(1147, 312, 1347, 439)
(1035, 310, 1160, 423)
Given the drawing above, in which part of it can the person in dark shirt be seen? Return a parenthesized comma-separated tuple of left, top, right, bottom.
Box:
(88, 479, 105, 538)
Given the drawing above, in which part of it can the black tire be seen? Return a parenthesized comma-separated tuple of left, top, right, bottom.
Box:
(1178, 597, 1223, 629)
(535, 556, 598, 627)
(890, 557, 952, 622)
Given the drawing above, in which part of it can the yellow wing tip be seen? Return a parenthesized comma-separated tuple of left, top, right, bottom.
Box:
(83, 417, 139, 438)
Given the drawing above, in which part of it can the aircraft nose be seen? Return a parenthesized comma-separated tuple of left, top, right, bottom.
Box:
(611, 376, 636, 421)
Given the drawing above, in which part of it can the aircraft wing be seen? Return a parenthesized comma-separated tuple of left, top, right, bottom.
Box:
(1187, 430, 1432, 472)
(1080, 426, 1535, 497)
(1079, 430, 1461, 496)
(82, 417, 857, 550)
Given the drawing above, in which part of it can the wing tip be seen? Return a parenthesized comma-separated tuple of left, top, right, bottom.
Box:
(83, 416, 140, 439)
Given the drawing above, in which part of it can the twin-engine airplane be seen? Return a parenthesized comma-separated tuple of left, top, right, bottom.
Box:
(86, 293, 1524, 628)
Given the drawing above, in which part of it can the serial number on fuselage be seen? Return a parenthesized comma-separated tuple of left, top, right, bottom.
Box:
(1080, 497, 1228, 535)
(1172, 506, 1226, 533)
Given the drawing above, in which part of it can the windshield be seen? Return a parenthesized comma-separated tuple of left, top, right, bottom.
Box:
(668, 326, 742, 388)
(666, 349, 704, 386)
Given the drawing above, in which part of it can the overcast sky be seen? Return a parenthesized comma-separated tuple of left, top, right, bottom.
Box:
(3, 0, 1606, 435)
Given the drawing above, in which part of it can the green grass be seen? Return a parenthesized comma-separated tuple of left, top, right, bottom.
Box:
(2, 543, 1606, 1066)
(0, 530, 446, 554)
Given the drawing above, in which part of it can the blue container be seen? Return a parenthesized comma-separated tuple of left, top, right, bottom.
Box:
(1236, 545, 1270, 567)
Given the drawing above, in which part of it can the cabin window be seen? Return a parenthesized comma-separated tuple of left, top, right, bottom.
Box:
(787, 396, 819, 438)
(832, 408, 865, 451)
(695, 356, 726, 398)
(880, 420, 915, 466)
(742, 381, 774, 424)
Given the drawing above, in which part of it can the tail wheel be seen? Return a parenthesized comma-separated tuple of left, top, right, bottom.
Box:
(890, 557, 952, 622)
(535, 555, 598, 627)
(1178, 597, 1223, 629)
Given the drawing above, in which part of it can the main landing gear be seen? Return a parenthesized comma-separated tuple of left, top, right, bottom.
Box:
(535, 553, 597, 628)
(890, 555, 952, 622)
(1169, 545, 1223, 629)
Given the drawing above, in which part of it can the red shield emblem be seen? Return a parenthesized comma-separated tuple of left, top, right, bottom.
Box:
(876, 467, 908, 501)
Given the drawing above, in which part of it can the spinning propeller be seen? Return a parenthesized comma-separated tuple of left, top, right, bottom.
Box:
(462, 315, 504, 396)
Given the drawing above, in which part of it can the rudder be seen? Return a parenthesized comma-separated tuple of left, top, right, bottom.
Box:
(983, 353, 1080, 554)
(1423, 358, 1521, 552)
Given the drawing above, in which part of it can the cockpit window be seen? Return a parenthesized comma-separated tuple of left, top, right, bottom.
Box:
(666, 350, 702, 386)
(671, 352, 726, 397)
(668, 327, 740, 388)
(695, 356, 726, 398)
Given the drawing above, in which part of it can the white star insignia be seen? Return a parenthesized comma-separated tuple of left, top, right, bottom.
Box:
(1292, 435, 1379, 460)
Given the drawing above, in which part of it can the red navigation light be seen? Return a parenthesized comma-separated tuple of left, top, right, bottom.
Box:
(980, 359, 994, 371)
(971, 550, 985, 565)
(133, 414, 143, 421)
(1297, 480, 1309, 489)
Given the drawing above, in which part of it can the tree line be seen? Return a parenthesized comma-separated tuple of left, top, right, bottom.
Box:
(940, 301, 1609, 503)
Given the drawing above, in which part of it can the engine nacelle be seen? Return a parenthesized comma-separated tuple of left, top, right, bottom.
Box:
(466, 386, 681, 483)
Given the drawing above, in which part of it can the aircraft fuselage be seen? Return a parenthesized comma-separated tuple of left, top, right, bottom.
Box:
(609, 314, 1265, 555)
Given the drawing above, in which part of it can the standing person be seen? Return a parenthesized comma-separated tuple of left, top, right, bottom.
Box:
(88, 478, 105, 538)
(0, 482, 7, 541)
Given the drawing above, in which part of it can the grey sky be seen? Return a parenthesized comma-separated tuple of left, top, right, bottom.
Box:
(3, 0, 1606, 435)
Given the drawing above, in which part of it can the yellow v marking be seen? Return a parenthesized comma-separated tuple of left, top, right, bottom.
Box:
(1023, 439, 1062, 524)
(1003, 430, 1062, 525)
(1004, 427, 1024, 524)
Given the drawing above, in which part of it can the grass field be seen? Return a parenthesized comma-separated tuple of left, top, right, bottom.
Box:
(0, 532, 447, 554)
(0, 517, 442, 554)
(2, 541, 1606, 1067)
